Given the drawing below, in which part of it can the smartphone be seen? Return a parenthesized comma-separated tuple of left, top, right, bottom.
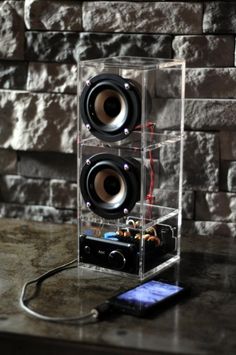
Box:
(108, 280, 188, 317)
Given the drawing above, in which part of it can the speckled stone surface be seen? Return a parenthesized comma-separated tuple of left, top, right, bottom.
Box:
(0, 218, 235, 355)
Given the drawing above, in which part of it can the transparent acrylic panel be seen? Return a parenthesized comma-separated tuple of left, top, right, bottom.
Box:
(77, 57, 185, 280)
(78, 57, 185, 146)
(140, 213, 179, 279)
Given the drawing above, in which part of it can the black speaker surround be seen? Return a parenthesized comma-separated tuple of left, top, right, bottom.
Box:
(80, 74, 141, 142)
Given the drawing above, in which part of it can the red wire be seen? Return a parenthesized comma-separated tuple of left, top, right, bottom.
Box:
(147, 123, 155, 206)
(134, 122, 155, 209)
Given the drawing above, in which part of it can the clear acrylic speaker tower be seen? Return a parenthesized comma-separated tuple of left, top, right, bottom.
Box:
(77, 57, 185, 280)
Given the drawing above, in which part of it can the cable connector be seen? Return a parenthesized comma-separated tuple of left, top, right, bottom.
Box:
(93, 301, 112, 320)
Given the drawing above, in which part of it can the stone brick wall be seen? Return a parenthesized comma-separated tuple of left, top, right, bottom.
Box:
(0, 1, 235, 237)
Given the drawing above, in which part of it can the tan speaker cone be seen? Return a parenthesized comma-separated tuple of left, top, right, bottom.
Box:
(94, 89, 127, 127)
(94, 168, 126, 205)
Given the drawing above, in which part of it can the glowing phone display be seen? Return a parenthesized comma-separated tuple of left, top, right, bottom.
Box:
(109, 280, 186, 316)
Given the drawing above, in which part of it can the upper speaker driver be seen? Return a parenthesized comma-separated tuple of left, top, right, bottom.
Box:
(80, 74, 141, 142)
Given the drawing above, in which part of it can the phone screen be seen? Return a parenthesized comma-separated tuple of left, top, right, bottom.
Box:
(117, 280, 183, 306)
(109, 280, 185, 315)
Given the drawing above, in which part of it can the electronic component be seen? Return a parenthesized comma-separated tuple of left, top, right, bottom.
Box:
(79, 222, 176, 274)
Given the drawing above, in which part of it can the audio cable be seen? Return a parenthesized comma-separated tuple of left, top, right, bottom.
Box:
(20, 258, 111, 324)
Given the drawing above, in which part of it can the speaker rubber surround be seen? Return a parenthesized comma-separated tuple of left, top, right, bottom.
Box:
(80, 154, 141, 219)
(80, 74, 141, 142)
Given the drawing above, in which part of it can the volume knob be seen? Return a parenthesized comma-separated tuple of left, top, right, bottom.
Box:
(108, 250, 126, 270)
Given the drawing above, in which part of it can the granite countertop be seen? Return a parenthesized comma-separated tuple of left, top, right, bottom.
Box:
(0, 218, 235, 355)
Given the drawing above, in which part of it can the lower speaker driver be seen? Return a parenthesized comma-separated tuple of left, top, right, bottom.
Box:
(80, 154, 141, 219)
(94, 168, 126, 206)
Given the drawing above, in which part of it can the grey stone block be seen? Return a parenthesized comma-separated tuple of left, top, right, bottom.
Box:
(235, 40, 236, 66)
(26, 31, 172, 63)
(0, 202, 77, 224)
(220, 132, 236, 161)
(152, 98, 236, 131)
(50, 179, 77, 209)
(155, 189, 194, 219)
(25, 0, 82, 31)
(26, 31, 79, 63)
(182, 190, 195, 220)
(159, 132, 219, 192)
(0, 149, 17, 174)
(0, 175, 50, 205)
(158, 139, 182, 191)
(83, 2, 202, 34)
(173, 36, 234, 67)
(0, 1, 24, 60)
(196, 192, 236, 222)
(151, 102, 183, 132)
(27, 33, 171, 93)
(182, 220, 236, 237)
(154, 68, 236, 100)
(27, 62, 77, 94)
(77, 33, 172, 61)
(154, 68, 183, 100)
(185, 99, 236, 130)
(203, 2, 236, 33)
(183, 132, 219, 191)
(220, 161, 236, 193)
(0, 202, 25, 220)
(0, 62, 27, 90)
(186, 68, 236, 98)
(18, 151, 76, 181)
(0, 90, 77, 153)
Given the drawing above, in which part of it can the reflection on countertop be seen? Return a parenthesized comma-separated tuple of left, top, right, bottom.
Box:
(0, 218, 235, 355)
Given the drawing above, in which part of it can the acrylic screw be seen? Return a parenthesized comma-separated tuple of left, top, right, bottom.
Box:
(86, 202, 91, 208)
(86, 124, 91, 130)
(124, 128, 129, 135)
(124, 83, 130, 90)
(123, 208, 129, 214)
(86, 80, 91, 87)
(86, 159, 91, 166)
(124, 164, 129, 171)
